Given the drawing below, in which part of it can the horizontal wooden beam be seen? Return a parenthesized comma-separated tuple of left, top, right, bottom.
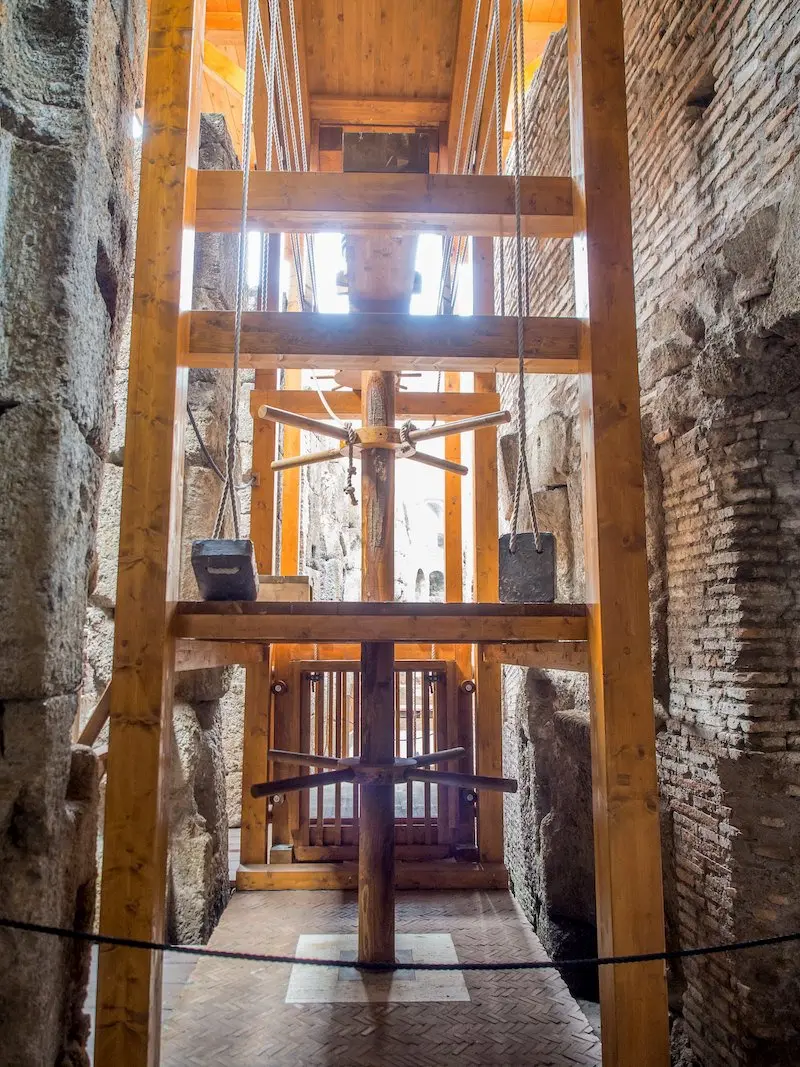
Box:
(187, 311, 580, 374)
(194, 170, 574, 237)
(249, 390, 501, 420)
(310, 94, 450, 127)
(173, 601, 588, 644)
(205, 10, 243, 34)
(236, 861, 509, 891)
(482, 641, 589, 672)
(174, 639, 268, 671)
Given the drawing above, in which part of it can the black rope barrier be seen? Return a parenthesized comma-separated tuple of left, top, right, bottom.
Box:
(1, 916, 799, 973)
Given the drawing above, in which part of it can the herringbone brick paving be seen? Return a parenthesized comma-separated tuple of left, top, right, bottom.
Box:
(161, 890, 601, 1066)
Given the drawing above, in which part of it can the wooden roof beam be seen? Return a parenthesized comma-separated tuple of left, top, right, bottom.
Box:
(194, 170, 574, 236)
(249, 390, 502, 420)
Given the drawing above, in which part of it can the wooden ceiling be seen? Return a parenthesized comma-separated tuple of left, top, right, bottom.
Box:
(201, 0, 567, 168)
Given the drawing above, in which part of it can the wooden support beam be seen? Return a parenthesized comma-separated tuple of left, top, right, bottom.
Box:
(444, 373, 464, 602)
(358, 371, 397, 963)
(482, 641, 588, 672)
(94, 0, 205, 1060)
(173, 602, 588, 644)
(250, 389, 501, 420)
(472, 236, 504, 866)
(174, 639, 268, 671)
(203, 39, 245, 96)
(205, 10, 243, 34)
(310, 94, 451, 127)
(241, 233, 281, 866)
(568, 0, 670, 1061)
(194, 171, 574, 237)
(187, 310, 580, 373)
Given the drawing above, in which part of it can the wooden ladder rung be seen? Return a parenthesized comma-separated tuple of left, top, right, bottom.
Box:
(194, 171, 575, 238)
(187, 311, 580, 374)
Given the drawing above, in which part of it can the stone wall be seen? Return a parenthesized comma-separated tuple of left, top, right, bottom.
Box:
(500, 4, 800, 1063)
(0, 0, 145, 1061)
(84, 113, 241, 943)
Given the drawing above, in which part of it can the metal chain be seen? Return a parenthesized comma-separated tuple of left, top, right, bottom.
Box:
(508, 0, 540, 555)
(212, 0, 261, 539)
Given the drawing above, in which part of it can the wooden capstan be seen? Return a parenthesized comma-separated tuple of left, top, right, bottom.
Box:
(94, 1, 671, 1065)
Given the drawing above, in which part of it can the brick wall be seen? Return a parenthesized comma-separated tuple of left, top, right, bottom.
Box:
(500, 2, 800, 1063)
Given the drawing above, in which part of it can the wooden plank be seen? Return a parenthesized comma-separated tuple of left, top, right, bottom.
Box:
(361, 371, 396, 602)
(176, 601, 586, 616)
(187, 310, 580, 373)
(94, 0, 205, 1059)
(567, 0, 670, 1062)
(194, 170, 574, 236)
(236, 861, 509, 891)
(174, 639, 268, 670)
(472, 236, 504, 866)
(482, 640, 589, 672)
(279, 369, 303, 576)
(203, 39, 245, 96)
(269, 648, 301, 855)
(251, 388, 501, 420)
(173, 603, 587, 644)
(205, 9, 243, 34)
(78, 682, 112, 747)
(310, 94, 450, 126)
(444, 373, 464, 602)
(240, 658, 271, 864)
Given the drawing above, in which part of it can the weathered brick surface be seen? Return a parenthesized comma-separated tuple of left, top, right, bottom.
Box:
(500, 4, 800, 1063)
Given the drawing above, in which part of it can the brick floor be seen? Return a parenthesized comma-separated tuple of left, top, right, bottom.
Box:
(161, 890, 602, 1066)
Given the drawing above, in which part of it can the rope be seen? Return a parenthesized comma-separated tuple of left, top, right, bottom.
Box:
(508, 0, 540, 555)
(343, 423, 358, 507)
(2, 915, 799, 974)
(212, 0, 261, 539)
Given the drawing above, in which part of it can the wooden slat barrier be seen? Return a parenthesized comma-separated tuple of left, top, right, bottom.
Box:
(174, 601, 588, 644)
(187, 311, 579, 373)
(482, 641, 589, 673)
(194, 171, 574, 237)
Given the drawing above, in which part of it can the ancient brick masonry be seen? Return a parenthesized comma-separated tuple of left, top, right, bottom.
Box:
(499, 2, 800, 1063)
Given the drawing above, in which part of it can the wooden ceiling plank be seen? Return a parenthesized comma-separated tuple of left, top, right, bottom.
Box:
(194, 169, 575, 236)
(203, 39, 246, 96)
(446, 0, 493, 171)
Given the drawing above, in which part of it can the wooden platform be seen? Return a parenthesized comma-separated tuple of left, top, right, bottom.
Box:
(160, 890, 602, 1067)
(173, 601, 588, 644)
(236, 860, 509, 891)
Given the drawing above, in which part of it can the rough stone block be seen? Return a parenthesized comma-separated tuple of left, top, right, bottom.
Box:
(0, 403, 101, 699)
(499, 532, 556, 603)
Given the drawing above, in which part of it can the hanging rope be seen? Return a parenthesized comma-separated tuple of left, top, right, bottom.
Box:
(508, 0, 540, 555)
(343, 423, 358, 507)
(212, 0, 261, 540)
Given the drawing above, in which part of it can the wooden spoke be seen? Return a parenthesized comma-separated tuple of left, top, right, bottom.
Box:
(251, 767, 355, 798)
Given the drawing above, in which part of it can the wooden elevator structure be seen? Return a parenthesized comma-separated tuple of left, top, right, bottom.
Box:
(94, 1, 672, 1064)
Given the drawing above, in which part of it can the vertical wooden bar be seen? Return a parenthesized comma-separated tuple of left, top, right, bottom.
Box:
(422, 672, 432, 844)
(241, 231, 281, 867)
(358, 640, 396, 963)
(472, 235, 504, 865)
(405, 671, 414, 844)
(444, 372, 463, 603)
(353, 669, 360, 832)
(95, 0, 205, 1060)
(299, 672, 310, 847)
(314, 676, 324, 846)
(334, 671, 343, 845)
(279, 366, 304, 576)
(567, 0, 670, 1062)
(358, 369, 396, 963)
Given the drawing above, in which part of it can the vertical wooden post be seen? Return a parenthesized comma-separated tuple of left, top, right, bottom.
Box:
(444, 372, 463, 604)
(567, 0, 670, 1062)
(94, 0, 205, 1061)
(358, 370, 396, 963)
(471, 236, 504, 865)
(240, 232, 281, 868)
